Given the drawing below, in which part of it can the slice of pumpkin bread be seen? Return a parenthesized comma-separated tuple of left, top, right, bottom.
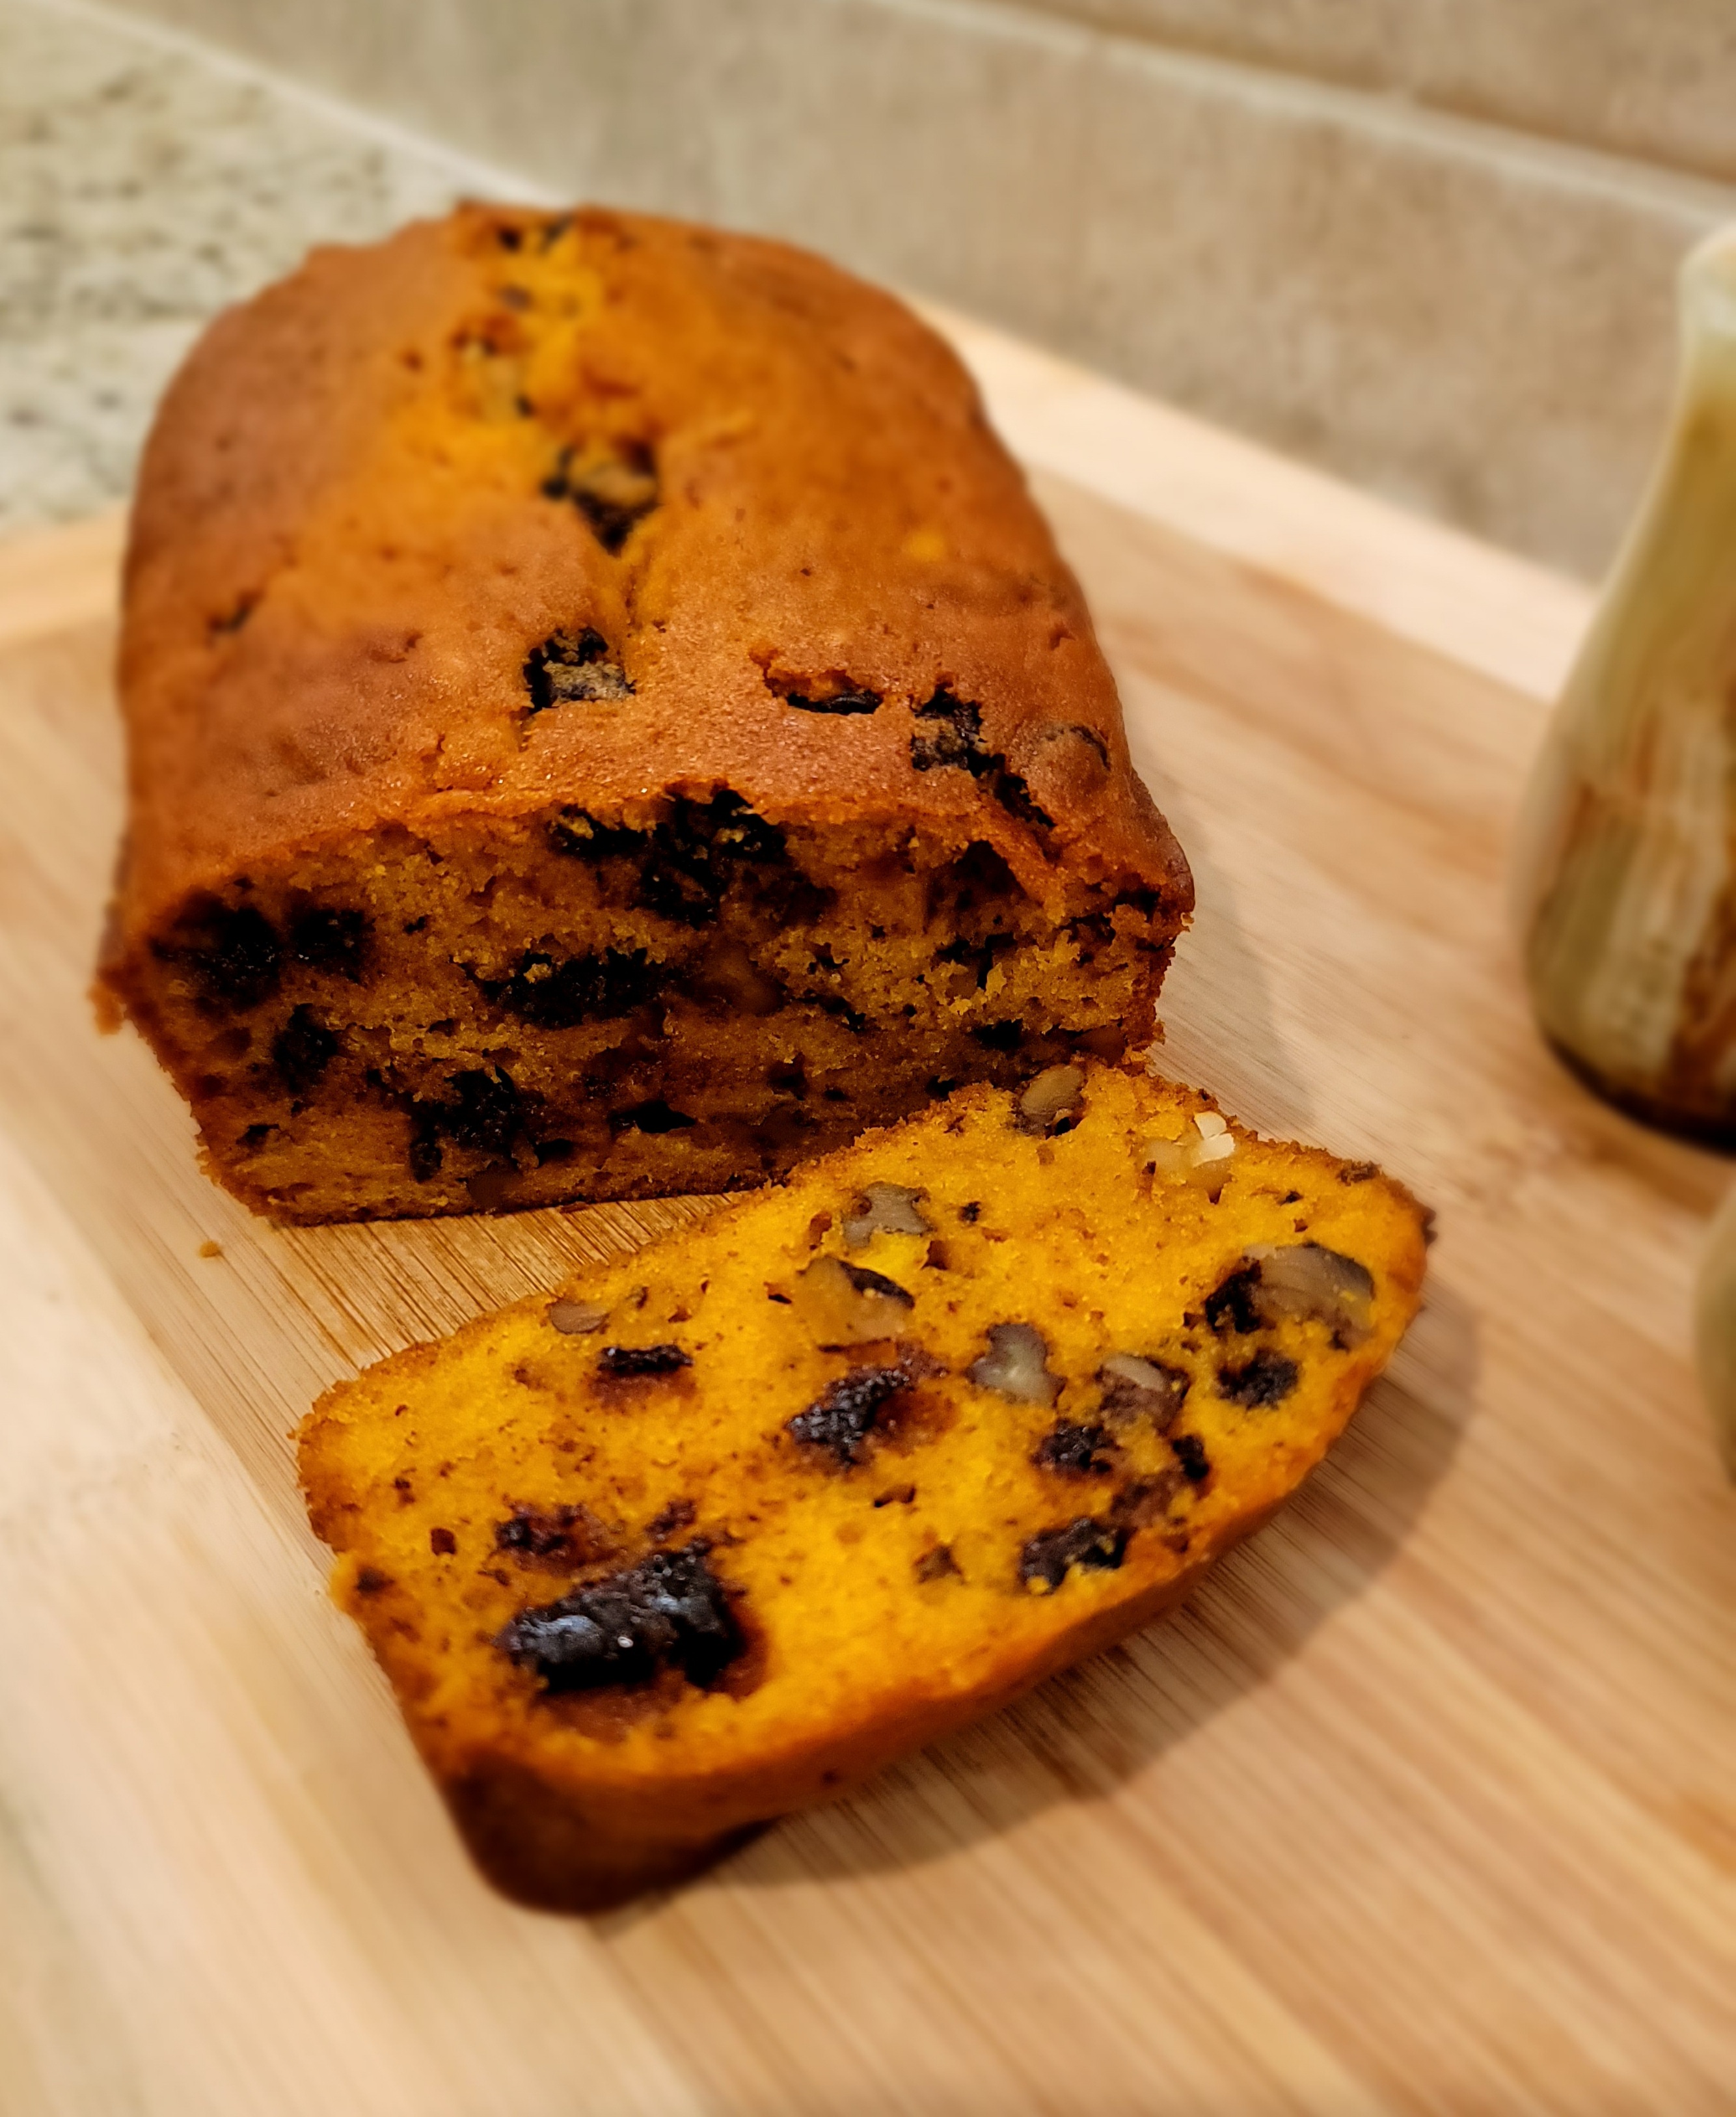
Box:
(299, 1064, 1428, 1909)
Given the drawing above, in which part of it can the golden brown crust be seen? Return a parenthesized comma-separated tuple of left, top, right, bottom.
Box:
(106, 204, 1187, 952)
(98, 205, 1191, 1220)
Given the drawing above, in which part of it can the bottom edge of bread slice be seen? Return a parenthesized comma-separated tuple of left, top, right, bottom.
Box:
(298, 1061, 1429, 1911)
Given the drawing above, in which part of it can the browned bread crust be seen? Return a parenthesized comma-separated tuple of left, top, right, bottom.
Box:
(98, 206, 1191, 1220)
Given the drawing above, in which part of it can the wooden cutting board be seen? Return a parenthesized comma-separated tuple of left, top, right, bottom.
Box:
(3, 335, 1735, 2116)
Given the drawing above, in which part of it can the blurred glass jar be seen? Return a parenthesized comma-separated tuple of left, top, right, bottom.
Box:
(1513, 225, 1736, 1141)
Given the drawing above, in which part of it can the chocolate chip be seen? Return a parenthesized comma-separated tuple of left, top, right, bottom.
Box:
(271, 1005, 338, 1095)
(646, 1497, 697, 1540)
(970, 1018, 1024, 1052)
(495, 1503, 597, 1561)
(161, 903, 282, 1011)
(598, 1343, 691, 1377)
(485, 947, 664, 1028)
(633, 793, 789, 929)
(1204, 1265, 1264, 1337)
(1018, 1518, 1126, 1592)
(439, 1069, 523, 1156)
(936, 932, 1016, 991)
(541, 442, 658, 554)
(1033, 1422, 1117, 1476)
(608, 1099, 696, 1136)
(1218, 1350, 1299, 1408)
(990, 769, 1054, 830)
(787, 1361, 914, 1466)
(496, 1541, 742, 1692)
(1171, 1433, 1211, 1482)
(524, 627, 633, 710)
(910, 687, 989, 774)
(915, 1544, 960, 1583)
(429, 1527, 457, 1555)
(547, 808, 643, 860)
(408, 1117, 442, 1182)
(353, 1566, 392, 1596)
(288, 907, 368, 980)
(959, 1201, 982, 1223)
(784, 687, 880, 715)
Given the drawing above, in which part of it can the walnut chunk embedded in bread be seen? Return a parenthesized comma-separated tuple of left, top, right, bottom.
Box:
(98, 205, 1191, 1222)
(297, 1066, 1428, 1910)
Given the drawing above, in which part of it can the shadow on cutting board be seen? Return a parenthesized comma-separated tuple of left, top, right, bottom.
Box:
(695, 1276, 1475, 1901)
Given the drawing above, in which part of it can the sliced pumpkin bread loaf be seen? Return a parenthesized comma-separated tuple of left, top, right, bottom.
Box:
(299, 1063, 1428, 1909)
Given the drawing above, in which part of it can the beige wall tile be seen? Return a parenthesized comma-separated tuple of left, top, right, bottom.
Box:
(1037, 0, 1736, 186)
(91, 0, 1736, 575)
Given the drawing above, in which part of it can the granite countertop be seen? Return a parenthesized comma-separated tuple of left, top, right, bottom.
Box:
(0, 0, 510, 536)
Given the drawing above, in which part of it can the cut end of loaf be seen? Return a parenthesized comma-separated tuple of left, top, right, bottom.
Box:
(101, 792, 1179, 1220)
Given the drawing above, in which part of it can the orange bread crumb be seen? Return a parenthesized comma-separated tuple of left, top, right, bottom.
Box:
(299, 1065, 1428, 1908)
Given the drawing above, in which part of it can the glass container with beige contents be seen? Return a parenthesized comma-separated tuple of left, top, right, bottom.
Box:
(1515, 226, 1736, 1141)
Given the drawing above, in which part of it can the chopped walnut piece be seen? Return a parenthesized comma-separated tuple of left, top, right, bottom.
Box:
(1097, 1352, 1189, 1427)
(548, 1296, 608, 1335)
(1017, 1064, 1085, 1134)
(842, 1182, 933, 1248)
(791, 1254, 916, 1346)
(968, 1321, 1061, 1406)
(1245, 1243, 1375, 1346)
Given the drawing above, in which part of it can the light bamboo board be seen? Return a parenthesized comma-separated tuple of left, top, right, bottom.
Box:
(3, 376, 1735, 2116)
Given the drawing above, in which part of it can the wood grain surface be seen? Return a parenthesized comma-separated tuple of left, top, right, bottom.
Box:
(3, 353, 1735, 2115)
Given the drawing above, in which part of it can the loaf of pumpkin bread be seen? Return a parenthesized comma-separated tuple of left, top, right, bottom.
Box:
(299, 1064, 1428, 1909)
(96, 205, 1192, 1222)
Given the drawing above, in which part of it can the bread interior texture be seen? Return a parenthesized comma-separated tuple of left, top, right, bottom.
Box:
(136, 793, 1165, 1220)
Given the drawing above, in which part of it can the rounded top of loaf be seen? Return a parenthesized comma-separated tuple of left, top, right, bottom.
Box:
(115, 204, 1191, 942)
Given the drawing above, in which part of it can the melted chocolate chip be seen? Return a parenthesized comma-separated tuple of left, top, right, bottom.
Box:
(541, 442, 659, 554)
(439, 1069, 523, 1155)
(163, 903, 282, 1011)
(1018, 1517, 1127, 1591)
(598, 1343, 691, 1377)
(1033, 1422, 1117, 1477)
(524, 627, 633, 709)
(991, 768, 1055, 830)
(910, 687, 989, 774)
(1218, 1349, 1299, 1408)
(271, 1005, 338, 1095)
(634, 793, 789, 928)
(288, 907, 368, 980)
(496, 1542, 742, 1692)
(970, 1018, 1025, 1052)
(1204, 1265, 1264, 1337)
(547, 808, 644, 860)
(1171, 1433, 1211, 1482)
(495, 1503, 597, 1562)
(785, 687, 880, 715)
(788, 1361, 914, 1466)
(485, 947, 664, 1028)
(429, 1527, 457, 1555)
(608, 1098, 697, 1136)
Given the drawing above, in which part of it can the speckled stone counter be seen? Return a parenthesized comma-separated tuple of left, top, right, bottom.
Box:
(0, 0, 494, 533)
